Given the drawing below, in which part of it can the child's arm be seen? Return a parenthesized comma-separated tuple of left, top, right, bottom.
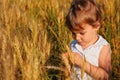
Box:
(98, 45, 111, 79)
(73, 45, 111, 80)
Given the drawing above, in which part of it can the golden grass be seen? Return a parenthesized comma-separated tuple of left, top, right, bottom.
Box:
(0, 0, 120, 80)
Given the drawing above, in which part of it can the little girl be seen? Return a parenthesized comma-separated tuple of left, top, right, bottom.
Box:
(64, 0, 112, 80)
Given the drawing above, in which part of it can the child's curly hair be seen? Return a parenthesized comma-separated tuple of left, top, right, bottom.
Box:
(66, 0, 102, 31)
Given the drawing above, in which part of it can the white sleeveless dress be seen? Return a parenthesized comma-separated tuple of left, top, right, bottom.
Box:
(70, 35, 110, 80)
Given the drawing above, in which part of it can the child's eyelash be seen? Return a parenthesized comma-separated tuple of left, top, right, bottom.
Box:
(72, 32, 75, 35)
(80, 32, 85, 35)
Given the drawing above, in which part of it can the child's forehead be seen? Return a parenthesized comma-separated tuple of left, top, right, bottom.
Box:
(71, 28, 85, 33)
(71, 23, 88, 30)
(71, 23, 94, 33)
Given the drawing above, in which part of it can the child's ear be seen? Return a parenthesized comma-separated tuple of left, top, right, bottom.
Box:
(94, 21, 100, 30)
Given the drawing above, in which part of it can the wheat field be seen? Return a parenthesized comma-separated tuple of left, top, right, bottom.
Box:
(0, 0, 120, 80)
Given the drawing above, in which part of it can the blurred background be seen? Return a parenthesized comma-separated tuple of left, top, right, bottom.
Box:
(0, 0, 120, 80)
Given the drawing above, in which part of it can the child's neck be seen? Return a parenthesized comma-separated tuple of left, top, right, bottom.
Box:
(82, 35, 99, 50)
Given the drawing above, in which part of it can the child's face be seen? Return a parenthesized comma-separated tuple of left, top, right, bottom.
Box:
(72, 24, 99, 48)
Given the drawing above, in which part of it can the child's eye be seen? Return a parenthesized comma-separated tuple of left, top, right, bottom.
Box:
(79, 32, 85, 35)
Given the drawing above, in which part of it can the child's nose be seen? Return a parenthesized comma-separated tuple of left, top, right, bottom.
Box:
(75, 34, 82, 42)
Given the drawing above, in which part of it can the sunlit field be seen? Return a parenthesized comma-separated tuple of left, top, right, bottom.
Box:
(0, 0, 120, 80)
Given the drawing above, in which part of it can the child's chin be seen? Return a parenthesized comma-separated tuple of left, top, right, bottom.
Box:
(77, 42, 83, 45)
(78, 42, 86, 47)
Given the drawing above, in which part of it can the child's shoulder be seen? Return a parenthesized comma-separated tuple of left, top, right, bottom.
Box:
(97, 35, 109, 46)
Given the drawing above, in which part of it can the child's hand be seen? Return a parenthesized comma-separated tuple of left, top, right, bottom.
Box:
(61, 52, 69, 58)
(62, 52, 84, 68)
(72, 52, 84, 68)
